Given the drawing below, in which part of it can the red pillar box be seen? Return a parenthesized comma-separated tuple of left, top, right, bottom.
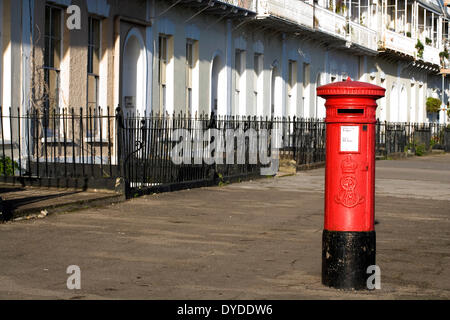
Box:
(317, 77, 385, 290)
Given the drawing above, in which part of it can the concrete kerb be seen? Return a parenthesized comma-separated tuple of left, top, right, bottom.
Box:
(0, 177, 127, 222)
(10, 192, 125, 222)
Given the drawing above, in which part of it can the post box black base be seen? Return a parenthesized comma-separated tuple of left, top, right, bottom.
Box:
(322, 230, 375, 290)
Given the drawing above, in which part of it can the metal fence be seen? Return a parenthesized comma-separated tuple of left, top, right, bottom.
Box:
(0, 106, 449, 195)
(115, 111, 271, 193)
(375, 121, 449, 156)
(0, 107, 117, 180)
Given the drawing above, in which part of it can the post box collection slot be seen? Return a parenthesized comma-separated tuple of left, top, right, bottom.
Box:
(337, 109, 364, 114)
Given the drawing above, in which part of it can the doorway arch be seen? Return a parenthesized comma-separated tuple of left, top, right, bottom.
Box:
(389, 84, 399, 122)
(122, 28, 147, 117)
(410, 83, 416, 123)
(418, 83, 424, 123)
(270, 61, 281, 117)
(399, 85, 407, 122)
(379, 79, 387, 122)
(315, 73, 326, 119)
(210, 51, 226, 115)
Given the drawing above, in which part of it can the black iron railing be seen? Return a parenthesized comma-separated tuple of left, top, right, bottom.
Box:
(375, 121, 449, 156)
(0, 106, 117, 180)
(0, 106, 449, 195)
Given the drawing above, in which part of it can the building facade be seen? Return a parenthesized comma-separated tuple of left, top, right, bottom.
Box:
(1, 0, 450, 129)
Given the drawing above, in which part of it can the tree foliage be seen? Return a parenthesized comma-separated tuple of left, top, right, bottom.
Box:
(426, 97, 441, 113)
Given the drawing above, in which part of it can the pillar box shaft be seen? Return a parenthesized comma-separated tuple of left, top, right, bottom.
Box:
(317, 77, 385, 290)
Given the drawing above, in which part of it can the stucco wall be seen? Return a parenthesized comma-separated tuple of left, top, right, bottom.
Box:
(1, 0, 448, 125)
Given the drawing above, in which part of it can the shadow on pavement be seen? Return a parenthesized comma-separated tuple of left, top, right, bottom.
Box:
(0, 189, 82, 222)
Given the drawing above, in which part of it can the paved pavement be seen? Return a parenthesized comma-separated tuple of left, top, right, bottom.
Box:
(0, 154, 449, 299)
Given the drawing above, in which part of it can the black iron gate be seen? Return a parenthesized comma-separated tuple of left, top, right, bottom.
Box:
(385, 123, 407, 154)
(116, 110, 265, 196)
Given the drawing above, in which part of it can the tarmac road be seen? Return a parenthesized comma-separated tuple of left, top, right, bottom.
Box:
(0, 153, 449, 299)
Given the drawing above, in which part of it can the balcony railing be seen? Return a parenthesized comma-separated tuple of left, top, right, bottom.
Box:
(348, 21, 377, 52)
(382, 29, 417, 57)
(423, 44, 441, 65)
(382, 29, 442, 66)
(313, 4, 347, 40)
(257, 0, 314, 29)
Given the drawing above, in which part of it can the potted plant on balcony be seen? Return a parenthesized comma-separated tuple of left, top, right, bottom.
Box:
(336, 0, 346, 15)
(425, 37, 432, 45)
(439, 47, 449, 66)
(415, 39, 424, 58)
(406, 31, 411, 38)
(426, 97, 441, 114)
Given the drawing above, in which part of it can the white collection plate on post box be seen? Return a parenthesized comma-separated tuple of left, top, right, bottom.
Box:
(340, 126, 359, 152)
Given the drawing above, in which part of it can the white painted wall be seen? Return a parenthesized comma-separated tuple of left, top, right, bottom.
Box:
(1, 0, 448, 130)
(0, 0, 3, 117)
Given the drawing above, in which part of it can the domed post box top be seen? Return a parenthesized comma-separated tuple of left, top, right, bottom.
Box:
(317, 77, 386, 124)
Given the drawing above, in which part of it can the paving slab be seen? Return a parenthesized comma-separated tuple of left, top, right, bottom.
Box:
(0, 154, 449, 299)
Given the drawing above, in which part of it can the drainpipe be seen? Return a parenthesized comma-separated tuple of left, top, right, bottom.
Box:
(441, 73, 447, 124)
(226, 19, 232, 115)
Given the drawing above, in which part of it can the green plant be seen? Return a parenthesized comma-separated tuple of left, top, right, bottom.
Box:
(415, 39, 424, 58)
(406, 32, 411, 37)
(415, 143, 426, 156)
(328, 0, 346, 14)
(425, 37, 432, 45)
(217, 173, 228, 187)
(439, 48, 449, 59)
(439, 48, 449, 67)
(426, 97, 441, 113)
(336, 0, 346, 14)
(0, 156, 19, 176)
(430, 136, 439, 148)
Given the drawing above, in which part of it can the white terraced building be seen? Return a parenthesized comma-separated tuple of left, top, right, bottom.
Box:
(1, 0, 449, 126)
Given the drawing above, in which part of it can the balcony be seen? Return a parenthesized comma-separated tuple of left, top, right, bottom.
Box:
(381, 29, 417, 57)
(312, 6, 377, 54)
(177, 0, 257, 18)
(423, 44, 441, 66)
(380, 29, 442, 67)
(348, 21, 377, 52)
(313, 4, 347, 40)
(257, 0, 314, 30)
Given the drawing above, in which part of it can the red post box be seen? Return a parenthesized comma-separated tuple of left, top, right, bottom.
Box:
(317, 77, 385, 289)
